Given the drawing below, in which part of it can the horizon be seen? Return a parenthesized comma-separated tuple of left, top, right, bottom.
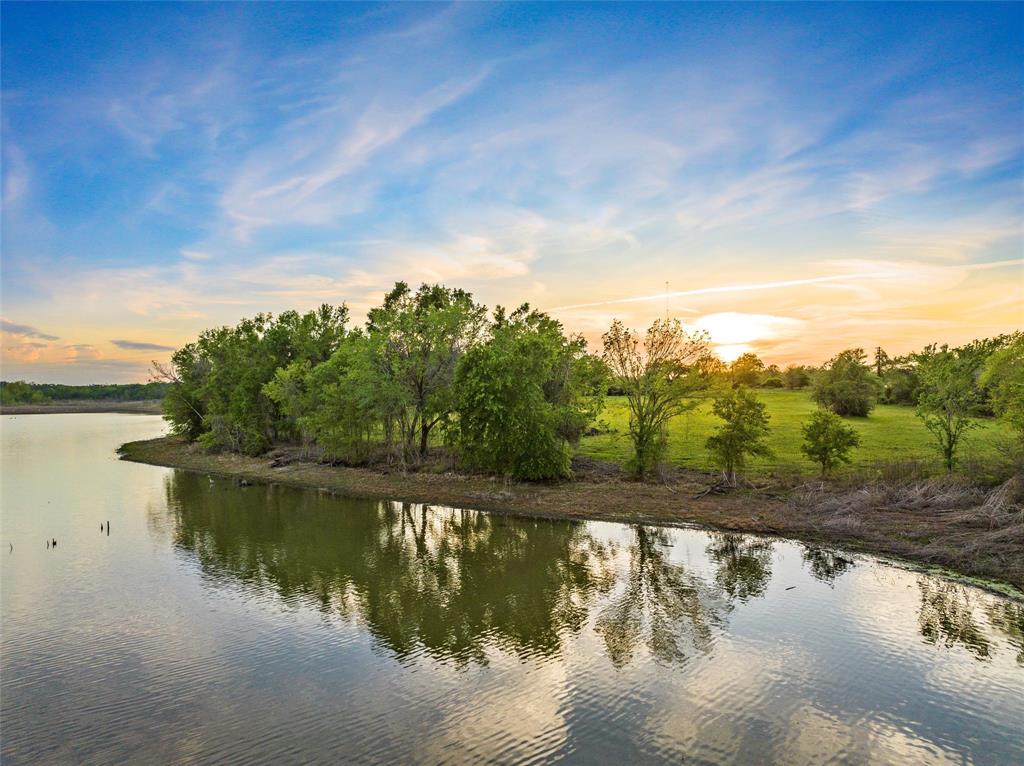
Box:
(2, 2, 1022, 384)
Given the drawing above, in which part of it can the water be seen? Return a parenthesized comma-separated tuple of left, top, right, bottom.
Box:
(2, 415, 1022, 765)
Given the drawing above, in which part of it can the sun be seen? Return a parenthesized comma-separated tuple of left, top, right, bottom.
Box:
(694, 312, 803, 362)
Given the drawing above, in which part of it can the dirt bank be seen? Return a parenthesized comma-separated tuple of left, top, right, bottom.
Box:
(119, 436, 1024, 596)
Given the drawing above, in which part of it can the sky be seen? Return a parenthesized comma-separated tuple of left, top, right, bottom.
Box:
(2, 2, 1022, 383)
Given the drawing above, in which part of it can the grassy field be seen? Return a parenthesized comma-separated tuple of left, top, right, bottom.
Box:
(577, 389, 1014, 478)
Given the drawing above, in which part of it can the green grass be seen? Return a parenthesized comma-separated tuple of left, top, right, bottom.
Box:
(577, 389, 1014, 478)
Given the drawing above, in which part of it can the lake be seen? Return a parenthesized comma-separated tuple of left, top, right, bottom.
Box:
(2, 414, 1022, 765)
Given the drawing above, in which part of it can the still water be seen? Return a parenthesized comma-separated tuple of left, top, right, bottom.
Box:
(2, 415, 1022, 765)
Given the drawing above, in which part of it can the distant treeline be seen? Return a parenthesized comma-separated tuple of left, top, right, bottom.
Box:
(154, 281, 1023, 482)
(0, 380, 170, 405)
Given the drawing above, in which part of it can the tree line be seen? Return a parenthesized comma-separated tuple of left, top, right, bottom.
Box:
(152, 282, 1021, 483)
(0, 380, 170, 405)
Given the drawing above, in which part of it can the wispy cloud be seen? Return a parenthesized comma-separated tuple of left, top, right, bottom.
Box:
(110, 339, 176, 352)
(547, 259, 1024, 312)
(0, 319, 59, 341)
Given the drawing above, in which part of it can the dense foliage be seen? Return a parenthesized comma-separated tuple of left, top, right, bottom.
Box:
(154, 278, 1018, 481)
(157, 305, 349, 454)
(980, 334, 1024, 446)
(454, 305, 606, 479)
(729, 353, 765, 386)
(0, 380, 170, 404)
(811, 348, 880, 417)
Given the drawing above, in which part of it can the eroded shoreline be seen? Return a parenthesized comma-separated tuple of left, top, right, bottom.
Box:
(119, 435, 1024, 597)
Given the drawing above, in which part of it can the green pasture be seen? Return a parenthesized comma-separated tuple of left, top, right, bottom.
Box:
(577, 389, 1013, 477)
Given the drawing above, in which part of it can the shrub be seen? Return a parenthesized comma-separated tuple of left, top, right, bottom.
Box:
(812, 348, 880, 417)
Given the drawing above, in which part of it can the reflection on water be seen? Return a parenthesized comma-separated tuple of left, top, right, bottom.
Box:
(170, 473, 618, 665)
(706, 532, 774, 600)
(3, 415, 1023, 765)
(595, 526, 727, 667)
(801, 546, 856, 585)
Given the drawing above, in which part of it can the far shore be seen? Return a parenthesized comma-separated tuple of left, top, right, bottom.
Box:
(119, 435, 1024, 597)
(1, 400, 164, 415)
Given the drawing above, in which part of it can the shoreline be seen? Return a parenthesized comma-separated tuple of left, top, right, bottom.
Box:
(2, 400, 164, 415)
(119, 436, 1024, 598)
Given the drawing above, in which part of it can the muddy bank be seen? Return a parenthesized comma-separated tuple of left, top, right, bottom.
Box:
(119, 436, 1024, 596)
(2, 400, 163, 415)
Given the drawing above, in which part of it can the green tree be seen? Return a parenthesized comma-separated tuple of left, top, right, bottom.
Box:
(800, 408, 860, 475)
(264, 332, 391, 464)
(366, 283, 487, 461)
(783, 365, 811, 389)
(156, 305, 349, 454)
(454, 305, 606, 480)
(705, 386, 772, 486)
(729, 352, 764, 386)
(980, 333, 1024, 445)
(812, 348, 880, 416)
(602, 318, 709, 478)
(914, 344, 980, 472)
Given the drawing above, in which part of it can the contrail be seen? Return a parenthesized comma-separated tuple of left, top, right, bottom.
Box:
(546, 258, 1023, 312)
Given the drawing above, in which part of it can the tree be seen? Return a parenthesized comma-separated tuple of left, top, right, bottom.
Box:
(979, 333, 1024, 444)
(454, 305, 606, 480)
(155, 304, 349, 453)
(729, 352, 764, 386)
(602, 318, 709, 478)
(873, 347, 890, 378)
(914, 345, 980, 472)
(705, 386, 772, 486)
(366, 282, 487, 461)
(783, 365, 811, 389)
(879, 354, 919, 405)
(811, 348, 880, 416)
(800, 408, 860, 475)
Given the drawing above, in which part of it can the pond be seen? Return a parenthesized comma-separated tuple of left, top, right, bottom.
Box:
(2, 415, 1022, 764)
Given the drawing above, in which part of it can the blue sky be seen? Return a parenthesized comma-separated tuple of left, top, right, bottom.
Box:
(2, 2, 1021, 382)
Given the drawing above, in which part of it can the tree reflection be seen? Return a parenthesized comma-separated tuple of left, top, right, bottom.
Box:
(985, 601, 1024, 666)
(917, 580, 991, 660)
(705, 533, 774, 601)
(165, 472, 617, 665)
(801, 546, 855, 585)
(595, 526, 729, 667)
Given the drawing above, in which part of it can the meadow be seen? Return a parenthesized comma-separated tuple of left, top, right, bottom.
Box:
(577, 389, 1014, 479)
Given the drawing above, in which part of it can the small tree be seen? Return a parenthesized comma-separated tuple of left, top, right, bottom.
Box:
(602, 318, 709, 478)
(801, 409, 860, 475)
(705, 386, 772, 486)
(914, 345, 980, 472)
(812, 348, 880, 416)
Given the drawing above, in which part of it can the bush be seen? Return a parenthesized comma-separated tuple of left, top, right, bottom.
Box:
(761, 376, 784, 388)
(812, 348, 880, 417)
(800, 409, 860, 475)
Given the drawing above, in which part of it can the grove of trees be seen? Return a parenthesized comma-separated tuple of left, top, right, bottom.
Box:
(151, 281, 1021, 482)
